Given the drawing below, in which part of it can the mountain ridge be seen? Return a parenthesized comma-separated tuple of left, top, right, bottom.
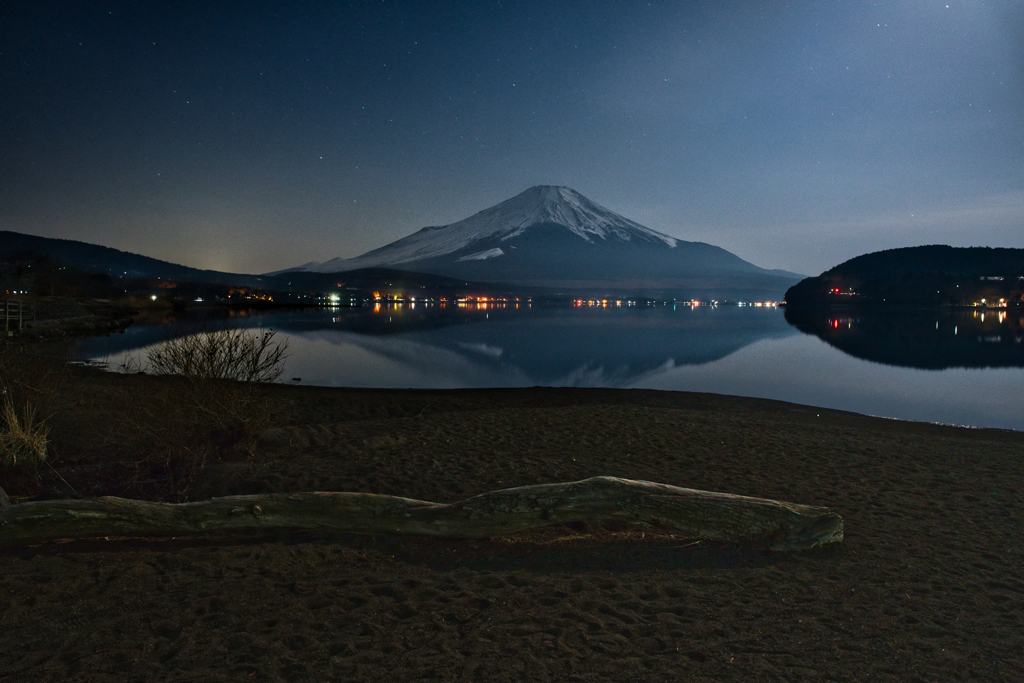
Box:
(0, 230, 268, 287)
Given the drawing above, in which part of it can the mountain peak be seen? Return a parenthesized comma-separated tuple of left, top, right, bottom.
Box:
(509, 185, 600, 214)
(521, 184, 577, 198)
(503, 184, 600, 208)
(465, 185, 679, 248)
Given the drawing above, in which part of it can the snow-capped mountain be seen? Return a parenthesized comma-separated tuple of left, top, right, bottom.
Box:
(306, 186, 679, 272)
(275, 186, 802, 299)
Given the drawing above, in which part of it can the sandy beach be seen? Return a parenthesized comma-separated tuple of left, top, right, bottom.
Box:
(2, 378, 1022, 681)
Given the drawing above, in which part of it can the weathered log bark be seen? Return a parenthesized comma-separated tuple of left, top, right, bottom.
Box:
(0, 476, 843, 551)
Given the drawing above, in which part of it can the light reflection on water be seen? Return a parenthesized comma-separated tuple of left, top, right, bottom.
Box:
(74, 304, 1024, 431)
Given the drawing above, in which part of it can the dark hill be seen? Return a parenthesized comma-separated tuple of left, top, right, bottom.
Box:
(0, 230, 267, 287)
(785, 246, 1024, 306)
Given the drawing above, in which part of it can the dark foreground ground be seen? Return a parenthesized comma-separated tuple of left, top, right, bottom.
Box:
(2, 377, 1022, 682)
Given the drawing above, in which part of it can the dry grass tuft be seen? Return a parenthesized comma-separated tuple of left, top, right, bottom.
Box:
(0, 397, 49, 472)
(0, 341, 68, 483)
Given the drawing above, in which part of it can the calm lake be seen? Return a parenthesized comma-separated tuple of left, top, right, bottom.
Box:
(73, 303, 1024, 432)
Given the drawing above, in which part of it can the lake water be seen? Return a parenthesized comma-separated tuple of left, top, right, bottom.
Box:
(73, 303, 1024, 432)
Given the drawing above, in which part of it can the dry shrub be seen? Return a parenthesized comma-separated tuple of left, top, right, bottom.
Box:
(107, 322, 288, 501)
(148, 325, 287, 383)
(147, 324, 287, 446)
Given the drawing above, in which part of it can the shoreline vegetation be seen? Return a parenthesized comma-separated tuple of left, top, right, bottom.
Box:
(0, 326, 1022, 679)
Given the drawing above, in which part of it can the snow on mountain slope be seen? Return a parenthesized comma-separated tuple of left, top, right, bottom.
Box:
(297, 186, 679, 274)
(457, 248, 505, 262)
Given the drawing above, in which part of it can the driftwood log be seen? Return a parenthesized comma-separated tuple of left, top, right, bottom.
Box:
(0, 476, 843, 551)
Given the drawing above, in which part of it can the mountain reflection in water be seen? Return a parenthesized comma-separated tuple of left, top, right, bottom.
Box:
(73, 303, 1024, 430)
(784, 307, 1024, 370)
(75, 304, 797, 388)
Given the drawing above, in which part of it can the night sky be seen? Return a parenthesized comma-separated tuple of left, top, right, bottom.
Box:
(2, 1, 1022, 276)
